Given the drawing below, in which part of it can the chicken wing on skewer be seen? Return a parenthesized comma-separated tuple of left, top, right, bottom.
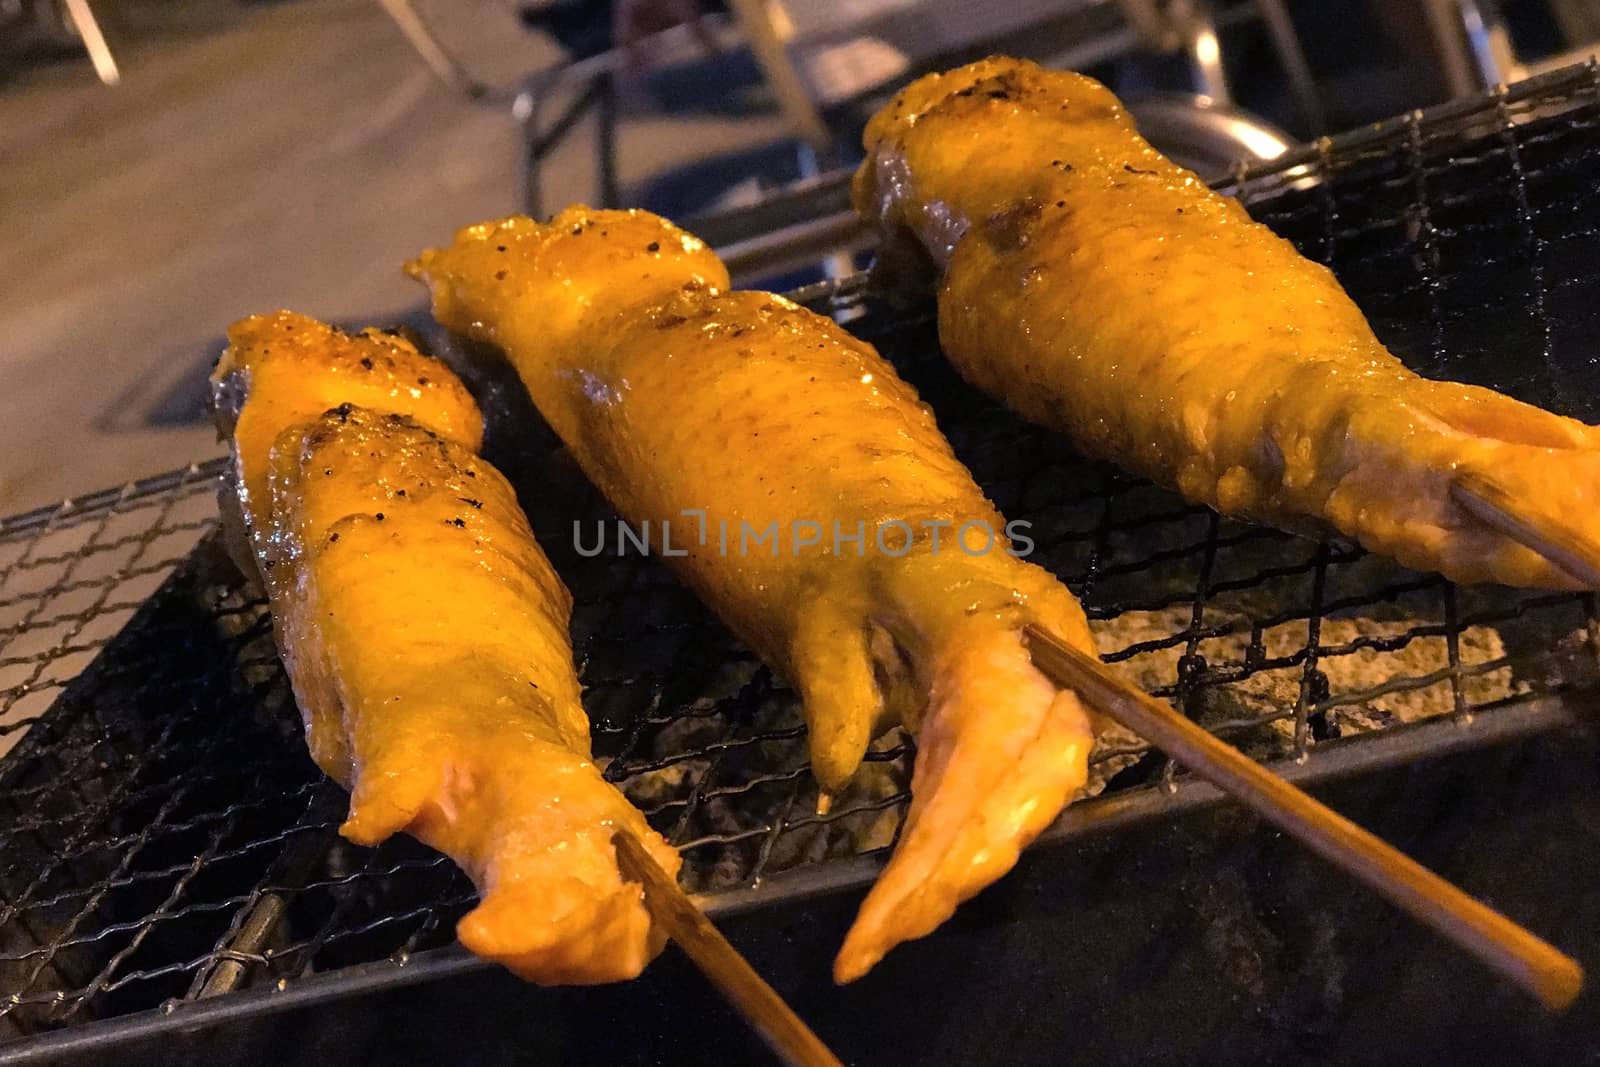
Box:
(212, 312, 678, 984)
(854, 56, 1600, 590)
(410, 210, 1104, 983)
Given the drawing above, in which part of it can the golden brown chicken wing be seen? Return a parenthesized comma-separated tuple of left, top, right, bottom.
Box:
(409, 209, 1102, 982)
(854, 56, 1600, 590)
(212, 312, 678, 984)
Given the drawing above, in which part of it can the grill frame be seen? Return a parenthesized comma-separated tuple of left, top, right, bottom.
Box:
(4, 60, 1600, 1062)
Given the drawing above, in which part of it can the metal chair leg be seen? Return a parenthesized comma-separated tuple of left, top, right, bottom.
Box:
(1175, 0, 1231, 104)
(514, 86, 548, 219)
(726, 0, 832, 154)
(596, 71, 620, 209)
(1254, 0, 1326, 134)
(517, 74, 614, 217)
(374, 0, 487, 98)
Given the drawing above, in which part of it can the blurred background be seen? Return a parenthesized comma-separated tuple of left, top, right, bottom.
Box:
(2, 0, 1598, 513)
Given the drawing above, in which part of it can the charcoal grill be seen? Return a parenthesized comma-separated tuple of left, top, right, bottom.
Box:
(4, 62, 1600, 1065)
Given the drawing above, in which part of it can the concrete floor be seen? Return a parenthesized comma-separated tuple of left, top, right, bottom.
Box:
(0, 0, 784, 513)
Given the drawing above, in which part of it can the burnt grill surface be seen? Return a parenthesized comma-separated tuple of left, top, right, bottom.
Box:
(4, 62, 1600, 1054)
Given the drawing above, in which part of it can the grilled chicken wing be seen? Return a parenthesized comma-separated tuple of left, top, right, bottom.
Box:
(212, 312, 678, 984)
(409, 210, 1102, 982)
(854, 56, 1600, 590)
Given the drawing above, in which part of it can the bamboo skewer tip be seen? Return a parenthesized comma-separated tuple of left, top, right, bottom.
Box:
(612, 830, 845, 1067)
(1021, 624, 1584, 1012)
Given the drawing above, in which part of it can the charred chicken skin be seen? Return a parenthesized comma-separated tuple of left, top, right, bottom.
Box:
(211, 312, 678, 985)
(854, 56, 1600, 590)
(409, 210, 1102, 982)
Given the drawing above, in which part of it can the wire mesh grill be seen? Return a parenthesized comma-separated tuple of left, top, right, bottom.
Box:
(5, 62, 1600, 1050)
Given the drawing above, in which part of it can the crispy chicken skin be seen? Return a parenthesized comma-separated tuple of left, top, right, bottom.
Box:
(410, 209, 1101, 982)
(855, 56, 1600, 590)
(212, 312, 678, 984)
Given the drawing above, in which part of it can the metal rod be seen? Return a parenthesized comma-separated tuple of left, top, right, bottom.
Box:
(612, 831, 844, 1067)
(1421, 0, 1492, 97)
(718, 212, 868, 286)
(1254, 0, 1326, 133)
(189, 788, 347, 1000)
(1220, 59, 1599, 188)
(1022, 624, 1585, 1012)
(1181, 3, 1231, 104)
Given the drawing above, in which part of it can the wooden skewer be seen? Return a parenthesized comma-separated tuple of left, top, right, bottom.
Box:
(613, 830, 845, 1067)
(1023, 624, 1584, 1012)
(61, 0, 120, 86)
(1451, 474, 1600, 588)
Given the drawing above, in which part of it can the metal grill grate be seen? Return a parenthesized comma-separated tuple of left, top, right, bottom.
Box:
(5, 61, 1600, 1054)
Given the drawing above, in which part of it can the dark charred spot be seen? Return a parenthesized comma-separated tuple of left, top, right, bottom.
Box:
(396, 488, 407, 497)
(375, 512, 385, 521)
(458, 497, 483, 509)
(570, 223, 583, 235)
(332, 402, 354, 421)
(329, 532, 340, 543)
(494, 269, 507, 281)
(1124, 164, 1157, 175)
(496, 244, 506, 252)
(464, 468, 476, 478)
(984, 200, 1044, 253)
(646, 241, 660, 252)
(418, 376, 430, 386)
(955, 87, 974, 98)
(324, 468, 333, 476)
(448, 517, 467, 528)
(986, 89, 1011, 100)
(1056, 200, 1066, 208)
(360, 357, 374, 369)
(1177, 207, 1185, 214)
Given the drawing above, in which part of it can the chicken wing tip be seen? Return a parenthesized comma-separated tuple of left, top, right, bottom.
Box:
(831, 944, 878, 985)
